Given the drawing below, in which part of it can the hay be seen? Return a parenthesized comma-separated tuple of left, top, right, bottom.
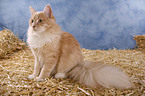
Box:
(0, 47, 145, 95)
(134, 35, 145, 51)
(0, 29, 144, 95)
(0, 29, 26, 58)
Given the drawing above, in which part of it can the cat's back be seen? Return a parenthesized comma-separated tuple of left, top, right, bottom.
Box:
(60, 32, 80, 50)
(59, 32, 83, 61)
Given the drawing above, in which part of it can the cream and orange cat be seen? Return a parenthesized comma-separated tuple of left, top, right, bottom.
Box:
(27, 4, 132, 89)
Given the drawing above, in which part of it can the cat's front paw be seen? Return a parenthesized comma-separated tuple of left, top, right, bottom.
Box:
(35, 77, 44, 82)
(28, 75, 35, 80)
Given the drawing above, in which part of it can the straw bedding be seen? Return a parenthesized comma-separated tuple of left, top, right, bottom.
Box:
(0, 29, 25, 59)
(134, 35, 145, 51)
(0, 30, 145, 95)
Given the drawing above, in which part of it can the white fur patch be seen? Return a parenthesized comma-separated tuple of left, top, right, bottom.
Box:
(27, 27, 59, 48)
(95, 66, 132, 89)
(55, 73, 66, 79)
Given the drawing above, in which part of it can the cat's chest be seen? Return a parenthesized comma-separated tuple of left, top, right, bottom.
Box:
(27, 28, 60, 49)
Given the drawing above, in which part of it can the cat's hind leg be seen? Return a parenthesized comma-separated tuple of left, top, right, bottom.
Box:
(55, 61, 78, 79)
(55, 73, 66, 79)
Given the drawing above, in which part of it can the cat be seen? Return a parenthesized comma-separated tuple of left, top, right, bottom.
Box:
(27, 4, 132, 89)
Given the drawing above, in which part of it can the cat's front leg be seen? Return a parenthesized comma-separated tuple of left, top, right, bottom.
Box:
(28, 58, 41, 80)
(36, 57, 57, 81)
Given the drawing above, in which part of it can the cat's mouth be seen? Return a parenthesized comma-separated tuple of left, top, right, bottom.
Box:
(32, 26, 37, 31)
(32, 26, 41, 32)
(32, 26, 46, 33)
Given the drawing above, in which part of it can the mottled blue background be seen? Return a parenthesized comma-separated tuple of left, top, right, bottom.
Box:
(0, 0, 145, 50)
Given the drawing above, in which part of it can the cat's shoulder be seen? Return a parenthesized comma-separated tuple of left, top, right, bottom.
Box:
(60, 32, 79, 45)
(61, 32, 75, 39)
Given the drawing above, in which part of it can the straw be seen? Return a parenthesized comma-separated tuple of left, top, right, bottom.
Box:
(0, 30, 144, 95)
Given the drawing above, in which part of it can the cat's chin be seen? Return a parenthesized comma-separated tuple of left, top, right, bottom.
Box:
(32, 29, 44, 34)
(31, 26, 46, 34)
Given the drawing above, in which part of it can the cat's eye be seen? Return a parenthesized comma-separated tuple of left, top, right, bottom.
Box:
(31, 19, 34, 23)
(39, 19, 43, 23)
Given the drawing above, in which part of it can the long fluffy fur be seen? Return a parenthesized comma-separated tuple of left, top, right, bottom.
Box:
(68, 61, 132, 89)
(27, 4, 132, 89)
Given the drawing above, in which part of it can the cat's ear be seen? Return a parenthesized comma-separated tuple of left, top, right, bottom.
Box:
(29, 6, 37, 16)
(43, 4, 53, 18)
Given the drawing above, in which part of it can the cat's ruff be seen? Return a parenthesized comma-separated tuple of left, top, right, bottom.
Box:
(27, 26, 61, 49)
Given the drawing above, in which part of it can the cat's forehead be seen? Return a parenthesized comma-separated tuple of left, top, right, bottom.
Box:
(35, 12, 42, 15)
(32, 12, 44, 18)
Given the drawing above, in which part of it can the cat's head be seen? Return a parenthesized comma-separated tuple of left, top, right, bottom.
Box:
(29, 4, 56, 33)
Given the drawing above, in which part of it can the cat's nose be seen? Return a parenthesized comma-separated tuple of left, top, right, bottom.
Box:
(32, 23, 36, 28)
(32, 25, 36, 28)
(32, 25, 37, 30)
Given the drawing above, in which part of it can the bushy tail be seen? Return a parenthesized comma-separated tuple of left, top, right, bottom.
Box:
(68, 61, 132, 89)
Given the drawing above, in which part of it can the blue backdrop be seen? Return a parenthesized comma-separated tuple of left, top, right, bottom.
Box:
(0, 0, 145, 50)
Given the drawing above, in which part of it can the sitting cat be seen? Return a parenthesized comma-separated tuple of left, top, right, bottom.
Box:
(27, 4, 132, 89)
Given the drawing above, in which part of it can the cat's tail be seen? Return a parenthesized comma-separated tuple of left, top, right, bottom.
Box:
(68, 61, 132, 89)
